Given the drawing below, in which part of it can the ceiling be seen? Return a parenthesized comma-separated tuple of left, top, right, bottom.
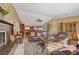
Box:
(13, 3, 79, 26)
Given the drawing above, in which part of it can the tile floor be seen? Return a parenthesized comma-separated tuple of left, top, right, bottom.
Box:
(12, 43, 24, 55)
(11, 41, 48, 55)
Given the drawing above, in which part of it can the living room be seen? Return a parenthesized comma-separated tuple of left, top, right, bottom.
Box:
(0, 3, 79, 55)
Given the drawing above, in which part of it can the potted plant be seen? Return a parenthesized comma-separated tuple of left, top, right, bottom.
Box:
(0, 7, 9, 17)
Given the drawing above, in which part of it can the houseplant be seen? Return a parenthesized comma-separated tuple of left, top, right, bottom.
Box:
(0, 6, 9, 17)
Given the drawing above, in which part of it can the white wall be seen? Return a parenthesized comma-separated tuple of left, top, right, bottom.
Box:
(0, 23, 11, 31)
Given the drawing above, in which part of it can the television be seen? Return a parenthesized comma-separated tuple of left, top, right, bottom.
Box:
(0, 31, 7, 47)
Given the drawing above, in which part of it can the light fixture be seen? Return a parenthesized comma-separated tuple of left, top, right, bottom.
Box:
(36, 19, 43, 22)
(25, 27, 30, 30)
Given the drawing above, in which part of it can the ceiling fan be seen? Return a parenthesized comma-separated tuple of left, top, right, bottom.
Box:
(36, 19, 43, 22)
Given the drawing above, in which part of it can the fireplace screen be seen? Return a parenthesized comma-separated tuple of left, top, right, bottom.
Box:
(0, 23, 11, 47)
(0, 32, 5, 46)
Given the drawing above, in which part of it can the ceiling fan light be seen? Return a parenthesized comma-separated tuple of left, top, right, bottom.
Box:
(37, 19, 43, 22)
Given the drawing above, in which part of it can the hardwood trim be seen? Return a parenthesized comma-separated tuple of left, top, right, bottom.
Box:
(0, 19, 14, 26)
